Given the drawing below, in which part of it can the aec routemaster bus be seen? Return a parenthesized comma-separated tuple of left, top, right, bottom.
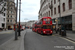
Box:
(32, 21, 38, 32)
(34, 17, 53, 35)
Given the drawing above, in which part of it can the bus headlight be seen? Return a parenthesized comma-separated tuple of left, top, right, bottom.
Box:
(43, 31, 46, 33)
(51, 31, 52, 33)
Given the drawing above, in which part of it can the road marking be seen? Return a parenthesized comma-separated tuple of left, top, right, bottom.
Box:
(60, 37, 75, 44)
(0, 32, 13, 34)
(42, 36, 47, 37)
(52, 35, 55, 36)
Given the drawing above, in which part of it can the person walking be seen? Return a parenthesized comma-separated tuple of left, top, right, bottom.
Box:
(56, 27, 59, 33)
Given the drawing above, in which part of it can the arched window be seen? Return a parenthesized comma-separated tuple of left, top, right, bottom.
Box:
(58, 5, 60, 13)
(54, 0, 56, 4)
(7, 20, 9, 22)
(69, 0, 72, 9)
(54, 7, 56, 14)
(49, 11, 50, 16)
(63, 3, 65, 12)
(51, 9, 53, 16)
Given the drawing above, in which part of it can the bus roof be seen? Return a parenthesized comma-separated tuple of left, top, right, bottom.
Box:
(41, 17, 52, 19)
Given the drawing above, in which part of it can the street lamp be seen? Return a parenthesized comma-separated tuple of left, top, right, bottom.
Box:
(59, 0, 66, 36)
(15, 0, 18, 40)
(18, 0, 21, 36)
(59, 0, 62, 35)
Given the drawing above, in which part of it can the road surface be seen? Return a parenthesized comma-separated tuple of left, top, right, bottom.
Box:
(24, 29, 75, 50)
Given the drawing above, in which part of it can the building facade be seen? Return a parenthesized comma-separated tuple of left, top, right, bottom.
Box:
(6, 0, 16, 29)
(25, 20, 37, 27)
(39, 0, 75, 31)
(0, 0, 7, 29)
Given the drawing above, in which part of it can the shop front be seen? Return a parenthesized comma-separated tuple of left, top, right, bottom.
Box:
(58, 15, 72, 30)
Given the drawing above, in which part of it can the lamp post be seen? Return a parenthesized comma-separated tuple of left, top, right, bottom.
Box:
(15, 0, 18, 40)
(59, 0, 66, 36)
(18, 0, 21, 36)
(59, 0, 62, 35)
(24, 19, 26, 29)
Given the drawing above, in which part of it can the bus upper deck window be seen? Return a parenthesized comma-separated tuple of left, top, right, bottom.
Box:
(44, 18, 47, 21)
(48, 19, 51, 21)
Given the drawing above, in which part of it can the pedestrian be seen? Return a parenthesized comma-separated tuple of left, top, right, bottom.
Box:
(58, 25, 61, 35)
(56, 27, 59, 33)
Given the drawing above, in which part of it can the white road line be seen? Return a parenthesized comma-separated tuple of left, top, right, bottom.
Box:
(59, 37, 75, 44)
(0, 32, 14, 34)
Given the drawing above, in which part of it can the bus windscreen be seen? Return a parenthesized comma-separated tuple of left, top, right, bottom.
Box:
(42, 25, 51, 29)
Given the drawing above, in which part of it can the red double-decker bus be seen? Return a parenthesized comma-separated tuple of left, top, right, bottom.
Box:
(35, 17, 53, 35)
(32, 21, 38, 32)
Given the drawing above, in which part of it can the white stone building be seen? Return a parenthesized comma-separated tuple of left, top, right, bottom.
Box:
(6, 0, 16, 30)
(25, 20, 37, 27)
(0, 0, 7, 29)
(39, 0, 75, 31)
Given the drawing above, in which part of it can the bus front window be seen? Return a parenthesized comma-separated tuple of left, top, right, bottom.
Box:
(43, 25, 51, 29)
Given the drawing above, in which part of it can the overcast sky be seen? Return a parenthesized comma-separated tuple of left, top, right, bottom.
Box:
(15, 0, 40, 22)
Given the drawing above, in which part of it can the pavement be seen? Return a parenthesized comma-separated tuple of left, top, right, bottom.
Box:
(0, 30, 26, 50)
(0, 29, 75, 50)
(53, 30, 75, 42)
(66, 31, 75, 42)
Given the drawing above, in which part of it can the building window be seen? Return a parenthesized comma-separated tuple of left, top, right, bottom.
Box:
(8, 15, 9, 17)
(7, 20, 9, 22)
(8, 7, 9, 9)
(3, 18, 5, 22)
(58, 5, 60, 13)
(51, 9, 53, 16)
(69, 0, 72, 9)
(4, 0, 7, 1)
(47, 12, 48, 16)
(10, 20, 12, 22)
(4, 13, 5, 16)
(4, 3, 6, 6)
(51, 1, 52, 4)
(2, 23, 5, 28)
(49, 11, 50, 16)
(8, 11, 9, 13)
(54, 8, 56, 14)
(11, 7, 12, 9)
(4, 8, 6, 11)
(11, 15, 12, 18)
(54, 0, 56, 4)
(0, 0, 3, 2)
(11, 11, 12, 13)
(63, 3, 65, 12)
(58, 0, 60, 2)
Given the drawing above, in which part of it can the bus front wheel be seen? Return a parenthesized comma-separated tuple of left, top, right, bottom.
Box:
(41, 31, 43, 35)
(50, 33, 52, 35)
(37, 30, 39, 33)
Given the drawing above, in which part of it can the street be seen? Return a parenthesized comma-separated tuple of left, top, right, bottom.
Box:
(0, 30, 14, 45)
(24, 29, 75, 50)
